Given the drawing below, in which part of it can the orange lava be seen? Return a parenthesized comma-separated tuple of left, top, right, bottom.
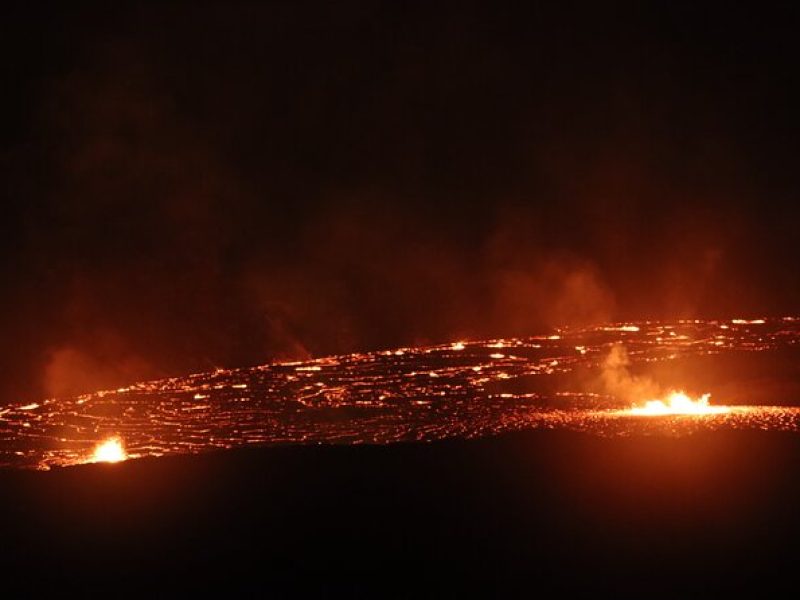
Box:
(628, 392, 730, 416)
(90, 437, 127, 463)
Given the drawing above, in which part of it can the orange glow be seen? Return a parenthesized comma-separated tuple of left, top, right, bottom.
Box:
(5, 316, 800, 470)
(629, 391, 729, 416)
(90, 437, 127, 463)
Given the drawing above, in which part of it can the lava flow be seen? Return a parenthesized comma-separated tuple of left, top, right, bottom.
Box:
(1, 317, 799, 470)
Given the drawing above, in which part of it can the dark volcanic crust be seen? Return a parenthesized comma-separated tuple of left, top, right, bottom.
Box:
(1, 429, 799, 596)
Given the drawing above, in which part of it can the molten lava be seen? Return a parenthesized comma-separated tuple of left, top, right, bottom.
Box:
(629, 392, 729, 416)
(1, 317, 797, 470)
(90, 437, 127, 463)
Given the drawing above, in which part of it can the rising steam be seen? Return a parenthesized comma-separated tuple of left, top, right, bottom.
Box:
(601, 344, 727, 415)
(601, 344, 661, 404)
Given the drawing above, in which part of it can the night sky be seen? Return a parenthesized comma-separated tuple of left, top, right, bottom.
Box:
(2, 1, 799, 403)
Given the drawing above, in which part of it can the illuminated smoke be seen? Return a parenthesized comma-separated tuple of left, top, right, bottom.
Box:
(600, 344, 660, 404)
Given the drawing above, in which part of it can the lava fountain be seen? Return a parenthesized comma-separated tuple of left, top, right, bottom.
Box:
(628, 392, 730, 416)
(89, 437, 127, 463)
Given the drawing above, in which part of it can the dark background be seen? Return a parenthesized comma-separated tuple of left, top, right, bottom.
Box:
(2, 429, 799, 596)
(2, 1, 799, 403)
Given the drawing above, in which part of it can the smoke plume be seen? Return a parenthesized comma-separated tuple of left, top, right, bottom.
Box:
(601, 345, 660, 404)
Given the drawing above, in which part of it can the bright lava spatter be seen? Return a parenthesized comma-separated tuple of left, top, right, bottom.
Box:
(1, 317, 799, 470)
(626, 391, 729, 416)
(89, 437, 127, 463)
